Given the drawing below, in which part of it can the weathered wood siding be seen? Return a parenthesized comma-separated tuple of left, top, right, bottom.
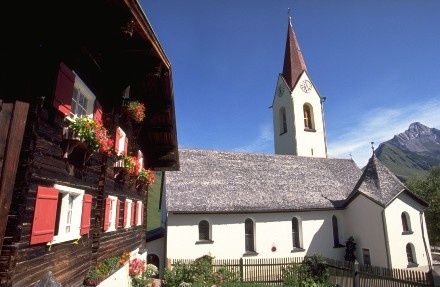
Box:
(3, 108, 102, 286)
(0, 84, 148, 287)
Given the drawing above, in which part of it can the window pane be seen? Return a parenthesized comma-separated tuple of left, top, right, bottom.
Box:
(292, 218, 300, 248)
(199, 220, 209, 240)
(54, 193, 63, 236)
(362, 249, 371, 265)
(402, 213, 409, 232)
(332, 216, 340, 246)
(245, 219, 254, 252)
(406, 244, 414, 263)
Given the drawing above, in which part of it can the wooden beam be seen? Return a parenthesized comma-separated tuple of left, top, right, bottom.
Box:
(0, 101, 29, 248)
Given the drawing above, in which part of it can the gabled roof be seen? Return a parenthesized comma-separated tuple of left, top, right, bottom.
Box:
(166, 149, 361, 213)
(346, 153, 428, 207)
(282, 18, 307, 90)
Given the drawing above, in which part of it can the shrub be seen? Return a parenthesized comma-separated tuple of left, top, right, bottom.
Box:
(164, 255, 238, 286)
(282, 255, 335, 287)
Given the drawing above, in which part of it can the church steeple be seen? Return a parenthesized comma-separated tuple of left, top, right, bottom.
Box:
(282, 15, 307, 89)
(272, 12, 327, 158)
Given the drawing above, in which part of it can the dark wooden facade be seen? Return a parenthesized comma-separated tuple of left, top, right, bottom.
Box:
(0, 1, 178, 286)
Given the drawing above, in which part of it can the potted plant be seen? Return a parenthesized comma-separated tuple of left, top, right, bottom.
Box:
(136, 168, 156, 191)
(125, 101, 146, 123)
(114, 155, 137, 183)
(63, 116, 113, 161)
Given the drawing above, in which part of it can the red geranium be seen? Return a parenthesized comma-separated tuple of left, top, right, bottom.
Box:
(127, 101, 146, 123)
(129, 258, 145, 277)
(94, 123, 114, 155)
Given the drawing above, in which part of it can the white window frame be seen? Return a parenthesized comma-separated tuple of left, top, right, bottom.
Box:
(116, 127, 127, 157)
(107, 196, 118, 232)
(70, 72, 96, 118)
(125, 199, 132, 228)
(136, 201, 142, 226)
(50, 184, 85, 245)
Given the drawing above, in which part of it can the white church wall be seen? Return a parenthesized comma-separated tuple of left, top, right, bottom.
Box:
(345, 194, 389, 267)
(166, 210, 346, 261)
(291, 72, 326, 158)
(273, 76, 297, 155)
(384, 193, 432, 269)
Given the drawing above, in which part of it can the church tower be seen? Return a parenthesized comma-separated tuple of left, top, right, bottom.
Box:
(272, 16, 327, 158)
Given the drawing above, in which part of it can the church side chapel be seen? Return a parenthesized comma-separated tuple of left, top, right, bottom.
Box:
(163, 16, 432, 271)
(0, 1, 178, 286)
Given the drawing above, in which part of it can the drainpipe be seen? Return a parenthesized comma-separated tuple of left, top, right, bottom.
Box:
(381, 209, 392, 268)
(419, 211, 433, 272)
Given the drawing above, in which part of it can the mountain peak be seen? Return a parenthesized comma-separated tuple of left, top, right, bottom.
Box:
(376, 122, 440, 179)
(408, 122, 431, 133)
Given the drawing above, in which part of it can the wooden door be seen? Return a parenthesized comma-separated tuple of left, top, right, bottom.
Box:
(0, 100, 29, 247)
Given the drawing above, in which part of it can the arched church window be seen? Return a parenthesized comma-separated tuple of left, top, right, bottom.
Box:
(279, 107, 287, 134)
(332, 215, 341, 247)
(198, 220, 210, 241)
(303, 104, 314, 130)
(245, 218, 255, 252)
(401, 212, 412, 233)
(406, 243, 416, 265)
(292, 217, 302, 249)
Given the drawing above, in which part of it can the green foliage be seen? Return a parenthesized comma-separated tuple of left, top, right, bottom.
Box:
(164, 262, 194, 287)
(85, 255, 121, 282)
(164, 255, 238, 287)
(376, 142, 431, 180)
(344, 236, 356, 262)
(69, 116, 100, 151)
(131, 263, 158, 287)
(131, 273, 152, 287)
(406, 166, 440, 245)
(282, 255, 335, 287)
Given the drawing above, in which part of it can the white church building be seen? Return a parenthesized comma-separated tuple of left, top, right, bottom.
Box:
(153, 17, 433, 271)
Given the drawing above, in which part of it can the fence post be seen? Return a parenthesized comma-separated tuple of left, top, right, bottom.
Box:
(352, 260, 360, 287)
(239, 257, 244, 282)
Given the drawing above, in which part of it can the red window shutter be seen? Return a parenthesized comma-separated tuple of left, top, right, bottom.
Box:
(115, 128, 121, 155)
(53, 62, 75, 116)
(30, 186, 59, 245)
(115, 199, 121, 229)
(124, 137, 128, 156)
(93, 100, 103, 125)
(80, 194, 93, 235)
(103, 197, 111, 231)
(123, 200, 129, 227)
(131, 201, 136, 226)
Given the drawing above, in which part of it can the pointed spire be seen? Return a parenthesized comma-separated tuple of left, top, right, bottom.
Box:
(282, 10, 307, 90)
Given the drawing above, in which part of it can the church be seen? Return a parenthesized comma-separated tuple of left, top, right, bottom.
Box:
(154, 17, 433, 272)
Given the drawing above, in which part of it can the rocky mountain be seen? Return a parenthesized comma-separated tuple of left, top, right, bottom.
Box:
(376, 122, 440, 180)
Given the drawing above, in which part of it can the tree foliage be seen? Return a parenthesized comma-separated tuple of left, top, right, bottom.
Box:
(406, 166, 440, 245)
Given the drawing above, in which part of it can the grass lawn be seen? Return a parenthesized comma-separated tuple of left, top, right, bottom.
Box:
(147, 171, 163, 231)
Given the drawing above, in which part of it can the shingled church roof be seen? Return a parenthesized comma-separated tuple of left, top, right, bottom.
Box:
(166, 149, 362, 213)
(346, 154, 428, 207)
(166, 149, 428, 213)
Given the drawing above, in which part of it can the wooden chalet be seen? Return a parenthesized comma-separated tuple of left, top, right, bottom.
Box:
(0, 0, 178, 286)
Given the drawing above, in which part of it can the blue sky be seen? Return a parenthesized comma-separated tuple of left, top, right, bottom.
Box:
(141, 0, 440, 166)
